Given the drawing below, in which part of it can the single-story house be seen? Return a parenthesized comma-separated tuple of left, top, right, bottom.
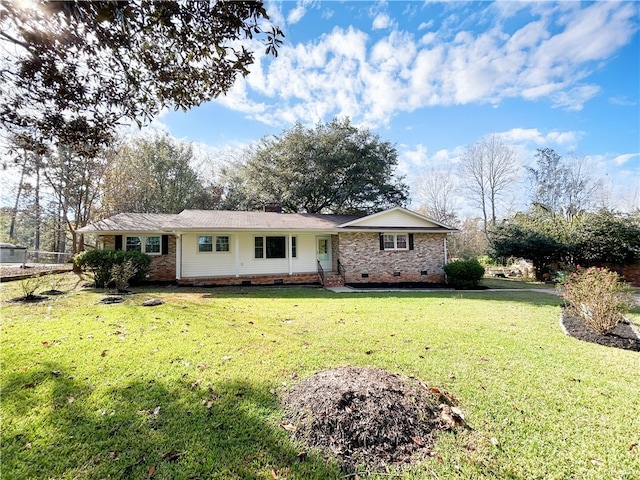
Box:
(77, 207, 458, 287)
(0, 242, 28, 264)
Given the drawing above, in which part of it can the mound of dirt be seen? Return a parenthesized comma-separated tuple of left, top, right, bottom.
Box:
(282, 366, 463, 472)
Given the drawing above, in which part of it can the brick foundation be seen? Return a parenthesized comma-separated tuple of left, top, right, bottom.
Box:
(338, 232, 446, 284)
(177, 272, 320, 287)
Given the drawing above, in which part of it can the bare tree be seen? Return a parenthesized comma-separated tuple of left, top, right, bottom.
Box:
(460, 134, 519, 237)
(413, 167, 459, 225)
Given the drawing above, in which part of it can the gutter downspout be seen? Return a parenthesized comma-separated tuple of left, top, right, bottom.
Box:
(443, 235, 448, 265)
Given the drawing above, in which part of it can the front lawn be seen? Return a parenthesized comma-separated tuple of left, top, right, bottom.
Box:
(1, 275, 639, 479)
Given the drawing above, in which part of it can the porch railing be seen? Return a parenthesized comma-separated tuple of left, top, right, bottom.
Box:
(337, 258, 346, 284)
(317, 260, 325, 285)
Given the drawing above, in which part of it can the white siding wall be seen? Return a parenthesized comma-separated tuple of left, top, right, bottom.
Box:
(181, 232, 321, 278)
(181, 233, 237, 278)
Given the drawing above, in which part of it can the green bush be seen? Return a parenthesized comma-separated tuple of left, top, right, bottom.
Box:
(74, 249, 151, 288)
(560, 266, 633, 335)
(444, 259, 485, 289)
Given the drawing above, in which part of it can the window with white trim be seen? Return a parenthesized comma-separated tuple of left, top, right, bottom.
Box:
(145, 236, 161, 254)
(382, 233, 409, 250)
(198, 236, 213, 252)
(254, 236, 287, 259)
(215, 235, 230, 252)
(126, 236, 142, 252)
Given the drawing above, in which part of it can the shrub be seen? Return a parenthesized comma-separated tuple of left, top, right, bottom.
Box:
(561, 266, 633, 335)
(110, 260, 138, 292)
(74, 249, 151, 288)
(19, 273, 44, 300)
(444, 259, 485, 289)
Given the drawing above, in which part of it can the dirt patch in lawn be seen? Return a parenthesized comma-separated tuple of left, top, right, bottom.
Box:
(282, 366, 464, 473)
(561, 310, 640, 352)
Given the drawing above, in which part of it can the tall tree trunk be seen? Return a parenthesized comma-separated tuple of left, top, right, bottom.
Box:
(33, 157, 41, 261)
(9, 152, 28, 240)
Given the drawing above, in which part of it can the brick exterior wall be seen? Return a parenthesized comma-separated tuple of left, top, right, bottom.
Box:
(623, 264, 640, 287)
(99, 235, 177, 282)
(338, 232, 446, 284)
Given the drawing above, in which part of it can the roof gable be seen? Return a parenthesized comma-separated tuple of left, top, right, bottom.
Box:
(339, 207, 455, 230)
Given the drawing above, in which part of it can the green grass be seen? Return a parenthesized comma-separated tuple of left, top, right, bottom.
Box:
(1, 274, 639, 479)
(480, 276, 557, 290)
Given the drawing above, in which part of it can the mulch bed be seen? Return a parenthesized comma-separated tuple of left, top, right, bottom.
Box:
(281, 366, 463, 473)
(561, 310, 640, 352)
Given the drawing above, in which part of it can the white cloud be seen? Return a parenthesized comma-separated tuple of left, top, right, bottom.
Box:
(499, 128, 581, 147)
(213, 2, 638, 129)
(288, 2, 307, 25)
(372, 13, 392, 30)
(613, 153, 639, 166)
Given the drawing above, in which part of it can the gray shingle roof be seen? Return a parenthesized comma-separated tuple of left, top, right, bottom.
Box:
(78, 213, 180, 233)
(171, 210, 362, 230)
(78, 210, 363, 233)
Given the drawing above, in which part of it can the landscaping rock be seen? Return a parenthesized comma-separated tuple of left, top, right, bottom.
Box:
(142, 298, 164, 307)
(101, 296, 123, 304)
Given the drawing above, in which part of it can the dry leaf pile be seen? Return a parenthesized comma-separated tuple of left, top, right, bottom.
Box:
(282, 366, 464, 472)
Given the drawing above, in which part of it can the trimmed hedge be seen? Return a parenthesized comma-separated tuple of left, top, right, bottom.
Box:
(444, 259, 485, 289)
(74, 249, 151, 288)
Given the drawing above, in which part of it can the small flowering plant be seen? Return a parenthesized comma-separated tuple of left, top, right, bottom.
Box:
(560, 266, 634, 335)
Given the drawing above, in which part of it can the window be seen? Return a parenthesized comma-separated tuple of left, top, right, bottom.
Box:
(381, 233, 410, 251)
(126, 236, 142, 252)
(383, 234, 395, 250)
(198, 236, 213, 252)
(266, 236, 286, 258)
(255, 236, 287, 259)
(216, 236, 230, 252)
(145, 236, 161, 254)
(291, 236, 297, 258)
(254, 237, 264, 258)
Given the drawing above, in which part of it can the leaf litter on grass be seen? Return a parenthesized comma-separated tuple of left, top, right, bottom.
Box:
(282, 366, 465, 473)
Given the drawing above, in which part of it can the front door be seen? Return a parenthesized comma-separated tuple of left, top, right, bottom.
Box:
(316, 236, 332, 272)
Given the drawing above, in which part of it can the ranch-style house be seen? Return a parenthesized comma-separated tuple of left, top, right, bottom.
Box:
(78, 207, 458, 287)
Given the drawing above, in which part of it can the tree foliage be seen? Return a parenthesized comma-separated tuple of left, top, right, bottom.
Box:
(490, 206, 640, 280)
(572, 210, 640, 266)
(101, 135, 220, 215)
(490, 221, 568, 281)
(42, 146, 108, 253)
(221, 118, 409, 214)
(0, 1, 283, 155)
(527, 148, 600, 221)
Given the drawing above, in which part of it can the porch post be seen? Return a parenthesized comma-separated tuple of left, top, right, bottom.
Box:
(235, 234, 240, 277)
(288, 235, 293, 275)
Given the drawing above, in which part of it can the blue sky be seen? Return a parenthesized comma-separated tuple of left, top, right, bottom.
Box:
(152, 1, 639, 214)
